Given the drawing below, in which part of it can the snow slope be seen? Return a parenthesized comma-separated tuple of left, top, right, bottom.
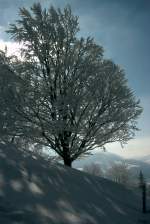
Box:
(0, 143, 149, 224)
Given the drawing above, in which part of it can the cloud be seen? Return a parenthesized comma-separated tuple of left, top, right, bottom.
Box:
(105, 136, 150, 159)
(0, 39, 21, 57)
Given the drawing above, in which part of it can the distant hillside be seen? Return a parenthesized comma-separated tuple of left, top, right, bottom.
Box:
(73, 151, 150, 181)
(136, 154, 150, 164)
(73, 151, 123, 170)
(0, 143, 150, 224)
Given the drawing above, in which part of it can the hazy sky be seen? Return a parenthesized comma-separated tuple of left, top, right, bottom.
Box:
(0, 0, 149, 158)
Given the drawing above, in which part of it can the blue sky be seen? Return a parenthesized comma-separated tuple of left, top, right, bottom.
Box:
(0, 0, 149, 158)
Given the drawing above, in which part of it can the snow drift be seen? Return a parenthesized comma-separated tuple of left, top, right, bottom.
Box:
(0, 143, 149, 224)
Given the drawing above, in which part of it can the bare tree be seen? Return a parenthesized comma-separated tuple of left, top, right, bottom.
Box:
(83, 163, 103, 177)
(107, 162, 130, 186)
(0, 3, 142, 166)
(0, 51, 22, 144)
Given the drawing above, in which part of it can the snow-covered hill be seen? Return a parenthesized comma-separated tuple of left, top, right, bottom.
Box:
(0, 143, 149, 224)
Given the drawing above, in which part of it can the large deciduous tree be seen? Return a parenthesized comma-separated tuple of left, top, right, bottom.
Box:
(1, 3, 142, 166)
(0, 51, 21, 144)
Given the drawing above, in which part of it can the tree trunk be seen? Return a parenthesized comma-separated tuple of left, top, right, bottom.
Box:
(63, 156, 72, 167)
(142, 183, 146, 213)
(61, 131, 72, 167)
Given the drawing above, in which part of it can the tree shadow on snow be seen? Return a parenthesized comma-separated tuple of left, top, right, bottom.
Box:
(0, 143, 149, 224)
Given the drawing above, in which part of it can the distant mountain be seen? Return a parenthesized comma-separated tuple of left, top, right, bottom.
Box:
(135, 154, 150, 164)
(126, 158, 150, 181)
(73, 151, 123, 170)
(73, 151, 150, 181)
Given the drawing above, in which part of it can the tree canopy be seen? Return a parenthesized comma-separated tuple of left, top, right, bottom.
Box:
(0, 3, 142, 166)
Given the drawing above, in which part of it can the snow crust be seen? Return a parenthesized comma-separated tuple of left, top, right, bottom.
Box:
(0, 143, 149, 224)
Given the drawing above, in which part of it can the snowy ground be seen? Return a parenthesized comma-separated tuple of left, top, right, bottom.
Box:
(0, 143, 150, 224)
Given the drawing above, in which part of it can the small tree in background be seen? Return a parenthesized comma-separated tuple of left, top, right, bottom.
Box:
(139, 171, 147, 213)
(107, 162, 130, 186)
(0, 3, 142, 167)
(83, 163, 103, 177)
